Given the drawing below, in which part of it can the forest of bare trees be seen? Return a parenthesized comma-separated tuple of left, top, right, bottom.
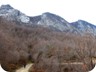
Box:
(0, 17, 96, 72)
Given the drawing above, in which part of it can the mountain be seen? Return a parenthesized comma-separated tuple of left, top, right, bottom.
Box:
(0, 4, 96, 35)
(71, 20, 96, 35)
(0, 4, 30, 24)
(37, 12, 70, 31)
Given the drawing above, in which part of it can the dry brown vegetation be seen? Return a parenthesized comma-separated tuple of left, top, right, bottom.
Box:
(0, 17, 96, 72)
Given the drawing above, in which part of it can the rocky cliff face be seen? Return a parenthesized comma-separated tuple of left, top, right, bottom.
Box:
(0, 4, 96, 35)
(37, 12, 72, 32)
(71, 20, 96, 35)
(0, 4, 30, 23)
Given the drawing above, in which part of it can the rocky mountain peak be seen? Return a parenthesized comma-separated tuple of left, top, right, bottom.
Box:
(0, 4, 30, 23)
(42, 12, 68, 24)
(37, 12, 74, 32)
(0, 4, 13, 10)
(0, 4, 14, 14)
(71, 20, 96, 35)
(77, 20, 89, 25)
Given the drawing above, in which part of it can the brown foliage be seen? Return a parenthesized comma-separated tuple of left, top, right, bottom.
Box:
(0, 17, 96, 72)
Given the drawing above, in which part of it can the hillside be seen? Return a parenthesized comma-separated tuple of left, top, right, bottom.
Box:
(0, 5, 96, 72)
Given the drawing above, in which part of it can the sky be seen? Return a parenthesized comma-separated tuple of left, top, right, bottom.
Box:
(0, 0, 96, 25)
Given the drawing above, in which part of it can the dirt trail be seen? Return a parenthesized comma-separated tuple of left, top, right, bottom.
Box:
(16, 63, 32, 72)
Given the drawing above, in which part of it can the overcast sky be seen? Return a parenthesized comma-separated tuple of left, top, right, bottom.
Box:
(0, 0, 96, 25)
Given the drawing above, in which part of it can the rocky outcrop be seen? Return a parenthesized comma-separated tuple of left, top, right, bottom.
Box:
(0, 4, 30, 23)
(71, 20, 96, 35)
(37, 12, 72, 31)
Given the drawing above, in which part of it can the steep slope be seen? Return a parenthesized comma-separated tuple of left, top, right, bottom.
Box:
(71, 20, 96, 35)
(0, 4, 30, 23)
(37, 12, 72, 31)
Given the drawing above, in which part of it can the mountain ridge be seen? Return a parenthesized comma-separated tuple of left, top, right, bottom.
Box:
(0, 4, 96, 35)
